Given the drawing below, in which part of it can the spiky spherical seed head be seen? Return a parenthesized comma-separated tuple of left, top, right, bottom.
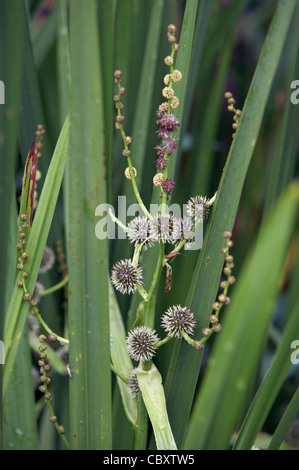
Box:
(20, 213, 27, 221)
(116, 114, 125, 123)
(111, 259, 143, 295)
(126, 326, 160, 362)
(127, 217, 153, 250)
(125, 136, 132, 145)
(17, 263, 24, 271)
(161, 305, 196, 339)
(186, 195, 210, 222)
(24, 292, 31, 301)
(149, 213, 174, 244)
(49, 415, 57, 423)
(172, 216, 194, 244)
(39, 246, 55, 273)
(127, 369, 140, 397)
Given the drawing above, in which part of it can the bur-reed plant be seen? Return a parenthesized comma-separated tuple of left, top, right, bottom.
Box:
(1, 0, 299, 452)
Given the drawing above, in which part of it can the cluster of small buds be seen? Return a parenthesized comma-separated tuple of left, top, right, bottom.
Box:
(224, 92, 242, 139)
(38, 334, 52, 394)
(38, 334, 66, 435)
(154, 25, 182, 201)
(34, 124, 45, 209)
(166, 23, 179, 50)
(113, 70, 134, 159)
(191, 231, 236, 350)
(16, 213, 30, 283)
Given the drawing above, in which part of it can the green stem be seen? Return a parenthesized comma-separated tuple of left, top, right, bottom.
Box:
(155, 335, 172, 348)
(40, 274, 69, 297)
(32, 306, 69, 344)
(40, 357, 70, 449)
(116, 80, 153, 221)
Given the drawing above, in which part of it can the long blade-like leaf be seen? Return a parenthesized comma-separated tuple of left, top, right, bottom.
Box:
(68, 0, 111, 449)
(183, 181, 299, 449)
(3, 115, 70, 396)
(165, 0, 297, 448)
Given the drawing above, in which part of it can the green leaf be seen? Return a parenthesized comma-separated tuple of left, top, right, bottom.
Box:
(165, 0, 298, 448)
(137, 362, 177, 450)
(233, 301, 299, 449)
(67, 0, 111, 449)
(110, 284, 138, 427)
(183, 181, 299, 449)
(3, 114, 70, 397)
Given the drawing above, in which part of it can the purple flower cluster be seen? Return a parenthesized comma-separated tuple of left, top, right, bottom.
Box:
(155, 109, 180, 199)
